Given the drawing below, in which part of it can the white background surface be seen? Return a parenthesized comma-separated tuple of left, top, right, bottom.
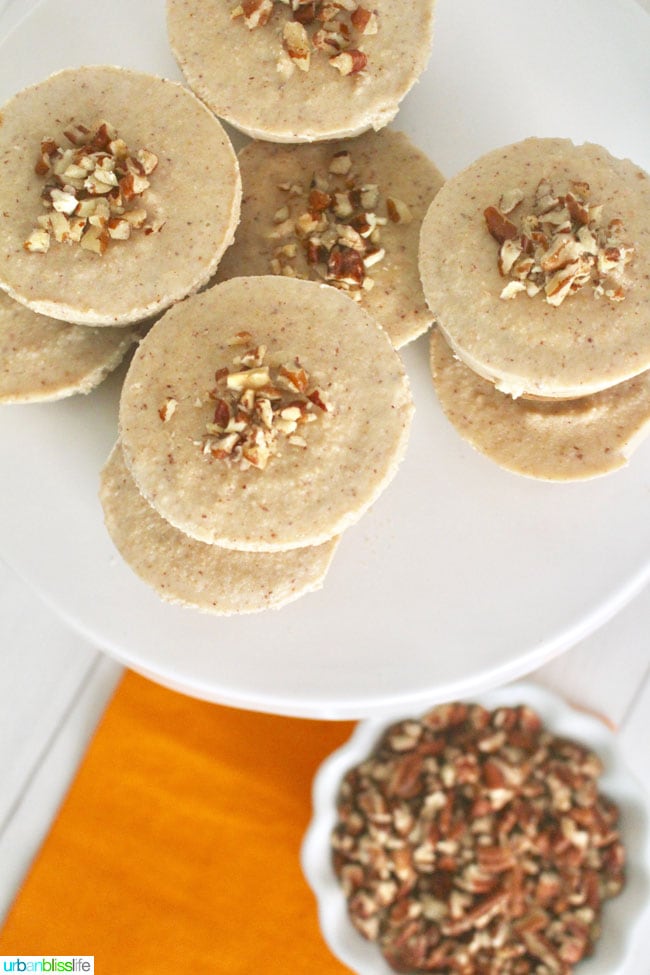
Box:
(0, 0, 649, 968)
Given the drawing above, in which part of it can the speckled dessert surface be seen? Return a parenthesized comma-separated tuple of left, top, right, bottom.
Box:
(0, 289, 141, 403)
(0, 65, 241, 326)
(430, 328, 650, 481)
(214, 129, 444, 348)
(119, 275, 413, 551)
(167, 0, 436, 142)
(419, 138, 650, 399)
(100, 443, 339, 613)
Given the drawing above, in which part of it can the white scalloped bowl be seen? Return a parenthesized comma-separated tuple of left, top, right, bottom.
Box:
(301, 682, 650, 975)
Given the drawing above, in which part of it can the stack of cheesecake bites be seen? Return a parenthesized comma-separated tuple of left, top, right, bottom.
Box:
(419, 137, 650, 481)
(1, 0, 650, 617)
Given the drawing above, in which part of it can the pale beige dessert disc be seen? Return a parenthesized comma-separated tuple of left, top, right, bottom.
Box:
(430, 328, 650, 481)
(419, 138, 650, 399)
(214, 130, 444, 348)
(100, 443, 338, 614)
(0, 290, 140, 403)
(119, 276, 413, 551)
(167, 0, 436, 142)
(0, 66, 241, 326)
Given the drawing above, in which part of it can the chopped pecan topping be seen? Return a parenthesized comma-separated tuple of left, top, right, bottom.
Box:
(332, 702, 625, 974)
(329, 150, 353, 176)
(282, 20, 311, 70)
(485, 180, 634, 305)
(231, 0, 375, 77)
(386, 196, 413, 224)
(24, 120, 162, 255)
(329, 49, 368, 75)
(350, 6, 378, 33)
(240, 0, 274, 28)
(267, 150, 414, 298)
(200, 337, 330, 471)
(484, 205, 518, 244)
(158, 398, 177, 422)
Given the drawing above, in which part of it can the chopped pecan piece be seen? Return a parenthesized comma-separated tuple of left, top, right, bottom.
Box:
(329, 48, 368, 75)
(242, 0, 274, 28)
(485, 181, 634, 305)
(283, 20, 311, 70)
(484, 205, 518, 244)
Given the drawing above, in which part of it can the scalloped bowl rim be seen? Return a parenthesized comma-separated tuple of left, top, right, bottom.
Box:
(301, 681, 650, 975)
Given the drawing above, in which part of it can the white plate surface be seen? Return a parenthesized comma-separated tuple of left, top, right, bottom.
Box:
(0, 0, 649, 718)
(302, 682, 650, 975)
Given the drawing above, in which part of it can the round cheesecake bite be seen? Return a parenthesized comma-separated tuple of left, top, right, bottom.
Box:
(119, 275, 414, 551)
(167, 0, 437, 142)
(419, 138, 650, 399)
(215, 130, 445, 348)
(0, 66, 241, 326)
(430, 328, 650, 481)
(0, 290, 141, 403)
(100, 443, 339, 614)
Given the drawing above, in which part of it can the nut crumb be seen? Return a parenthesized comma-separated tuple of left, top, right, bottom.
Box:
(24, 120, 160, 256)
(231, 0, 375, 77)
(266, 150, 408, 297)
(283, 20, 311, 71)
(158, 398, 177, 422)
(485, 181, 634, 305)
(201, 338, 330, 470)
(386, 196, 413, 224)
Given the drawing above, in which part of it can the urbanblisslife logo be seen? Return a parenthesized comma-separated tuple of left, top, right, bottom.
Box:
(1, 960, 93, 973)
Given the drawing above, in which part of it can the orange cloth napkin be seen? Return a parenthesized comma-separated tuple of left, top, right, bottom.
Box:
(0, 670, 355, 974)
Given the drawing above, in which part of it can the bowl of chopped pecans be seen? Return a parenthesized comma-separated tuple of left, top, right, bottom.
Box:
(301, 682, 650, 975)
